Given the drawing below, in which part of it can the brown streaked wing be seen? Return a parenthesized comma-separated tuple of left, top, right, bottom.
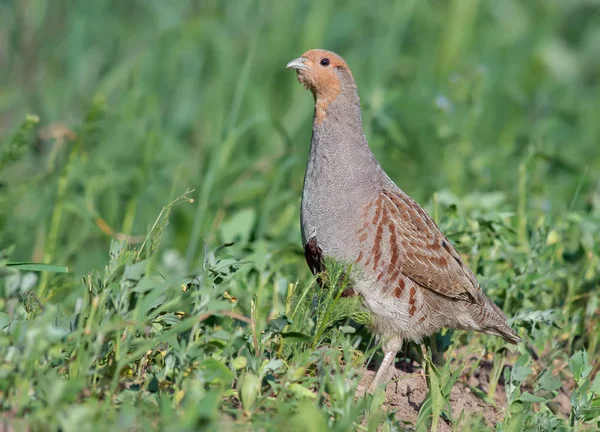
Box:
(375, 189, 482, 304)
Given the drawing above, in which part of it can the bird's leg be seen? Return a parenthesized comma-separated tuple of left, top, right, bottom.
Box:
(368, 336, 402, 392)
(368, 350, 396, 393)
(401, 341, 414, 372)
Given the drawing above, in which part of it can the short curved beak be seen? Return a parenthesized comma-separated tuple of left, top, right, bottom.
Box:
(286, 57, 310, 70)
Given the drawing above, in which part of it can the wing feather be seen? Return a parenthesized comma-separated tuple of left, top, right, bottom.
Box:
(372, 189, 482, 304)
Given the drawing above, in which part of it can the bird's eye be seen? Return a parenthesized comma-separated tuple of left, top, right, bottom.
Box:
(320, 58, 330, 67)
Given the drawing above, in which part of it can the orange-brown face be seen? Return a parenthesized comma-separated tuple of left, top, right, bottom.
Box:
(286, 49, 353, 124)
(286, 49, 350, 94)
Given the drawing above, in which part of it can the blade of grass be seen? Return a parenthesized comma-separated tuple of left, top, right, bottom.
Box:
(6, 262, 68, 273)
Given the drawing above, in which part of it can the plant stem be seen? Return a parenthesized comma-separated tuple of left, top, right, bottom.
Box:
(518, 163, 529, 252)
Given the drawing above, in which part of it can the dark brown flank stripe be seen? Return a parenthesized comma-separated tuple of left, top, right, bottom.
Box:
(355, 251, 363, 264)
(362, 202, 370, 214)
(418, 315, 426, 324)
(393, 279, 405, 298)
(365, 198, 382, 267)
(386, 218, 401, 285)
(357, 205, 370, 234)
(355, 205, 370, 264)
(408, 286, 417, 316)
(371, 205, 386, 271)
(371, 197, 382, 225)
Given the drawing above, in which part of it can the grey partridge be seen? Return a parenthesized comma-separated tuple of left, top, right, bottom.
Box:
(286, 49, 521, 391)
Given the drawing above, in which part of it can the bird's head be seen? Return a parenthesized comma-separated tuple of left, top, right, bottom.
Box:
(286, 49, 356, 124)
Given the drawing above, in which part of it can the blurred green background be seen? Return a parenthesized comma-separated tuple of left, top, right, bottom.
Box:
(2, 1, 600, 429)
(2, 0, 598, 278)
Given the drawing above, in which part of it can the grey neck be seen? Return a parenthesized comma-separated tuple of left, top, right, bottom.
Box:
(314, 85, 363, 131)
(307, 87, 382, 185)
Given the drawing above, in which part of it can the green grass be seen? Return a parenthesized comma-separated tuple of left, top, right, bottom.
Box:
(1, 0, 600, 430)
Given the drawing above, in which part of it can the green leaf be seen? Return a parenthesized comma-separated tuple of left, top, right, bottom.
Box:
(536, 369, 563, 392)
(152, 313, 181, 328)
(369, 386, 387, 415)
(288, 383, 317, 400)
(237, 373, 261, 415)
(287, 400, 328, 432)
(428, 360, 444, 432)
(281, 331, 312, 342)
(200, 359, 234, 386)
(339, 325, 356, 334)
(591, 374, 600, 394)
(569, 350, 593, 384)
(469, 385, 495, 405)
(416, 396, 433, 432)
(579, 403, 600, 423)
(124, 260, 147, 282)
(519, 392, 548, 403)
(417, 351, 445, 432)
(286, 365, 306, 382)
(196, 389, 220, 421)
(219, 208, 256, 244)
(0, 114, 39, 172)
(0, 312, 10, 329)
(261, 358, 284, 378)
(503, 411, 525, 432)
(232, 356, 248, 371)
(266, 315, 292, 334)
(511, 354, 533, 383)
(6, 262, 69, 273)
